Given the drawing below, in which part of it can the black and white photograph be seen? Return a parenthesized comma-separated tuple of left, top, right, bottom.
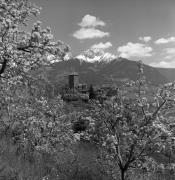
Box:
(0, 0, 175, 179)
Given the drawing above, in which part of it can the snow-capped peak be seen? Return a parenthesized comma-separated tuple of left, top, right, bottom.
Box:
(76, 48, 117, 63)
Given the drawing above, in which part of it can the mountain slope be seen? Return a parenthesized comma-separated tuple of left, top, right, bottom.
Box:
(157, 68, 175, 82)
(47, 58, 168, 86)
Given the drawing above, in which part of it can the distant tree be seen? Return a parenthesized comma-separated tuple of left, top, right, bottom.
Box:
(89, 84, 96, 99)
(78, 61, 175, 180)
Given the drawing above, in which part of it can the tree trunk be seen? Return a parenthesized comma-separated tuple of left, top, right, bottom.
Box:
(121, 169, 126, 180)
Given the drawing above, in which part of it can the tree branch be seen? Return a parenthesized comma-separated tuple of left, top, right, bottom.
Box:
(152, 100, 166, 117)
(0, 57, 8, 77)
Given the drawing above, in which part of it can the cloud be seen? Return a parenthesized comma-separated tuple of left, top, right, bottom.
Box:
(73, 14, 109, 40)
(91, 42, 112, 49)
(78, 14, 106, 27)
(73, 28, 109, 40)
(154, 37, 175, 44)
(150, 61, 175, 68)
(163, 48, 175, 59)
(150, 47, 175, 68)
(117, 42, 153, 59)
(139, 36, 152, 42)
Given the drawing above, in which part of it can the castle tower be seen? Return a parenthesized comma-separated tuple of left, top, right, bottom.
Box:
(68, 72, 79, 89)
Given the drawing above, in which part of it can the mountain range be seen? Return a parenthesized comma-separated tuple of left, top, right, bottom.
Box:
(42, 48, 175, 86)
(47, 58, 175, 86)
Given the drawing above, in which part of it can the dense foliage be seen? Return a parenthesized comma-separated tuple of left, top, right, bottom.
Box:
(76, 61, 175, 180)
(0, 0, 75, 179)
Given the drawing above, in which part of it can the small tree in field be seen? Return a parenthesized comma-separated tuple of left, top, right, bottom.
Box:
(79, 61, 175, 180)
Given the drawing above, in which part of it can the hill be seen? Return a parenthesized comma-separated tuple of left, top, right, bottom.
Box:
(47, 58, 169, 86)
(157, 68, 175, 82)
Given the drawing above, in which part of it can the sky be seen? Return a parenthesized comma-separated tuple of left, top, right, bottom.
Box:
(31, 0, 175, 68)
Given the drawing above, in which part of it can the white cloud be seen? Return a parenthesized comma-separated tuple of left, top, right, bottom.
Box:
(117, 42, 153, 59)
(139, 36, 152, 42)
(163, 48, 175, 59)
(73, 28, 109, 40)
(150, 47, 175, 68)
(73, 14, 109, 40)
(91, 42, 112, 49)
(78, 14, 106, 27)
(150, 61, 175, 68)
(154, 37, 175, 44)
